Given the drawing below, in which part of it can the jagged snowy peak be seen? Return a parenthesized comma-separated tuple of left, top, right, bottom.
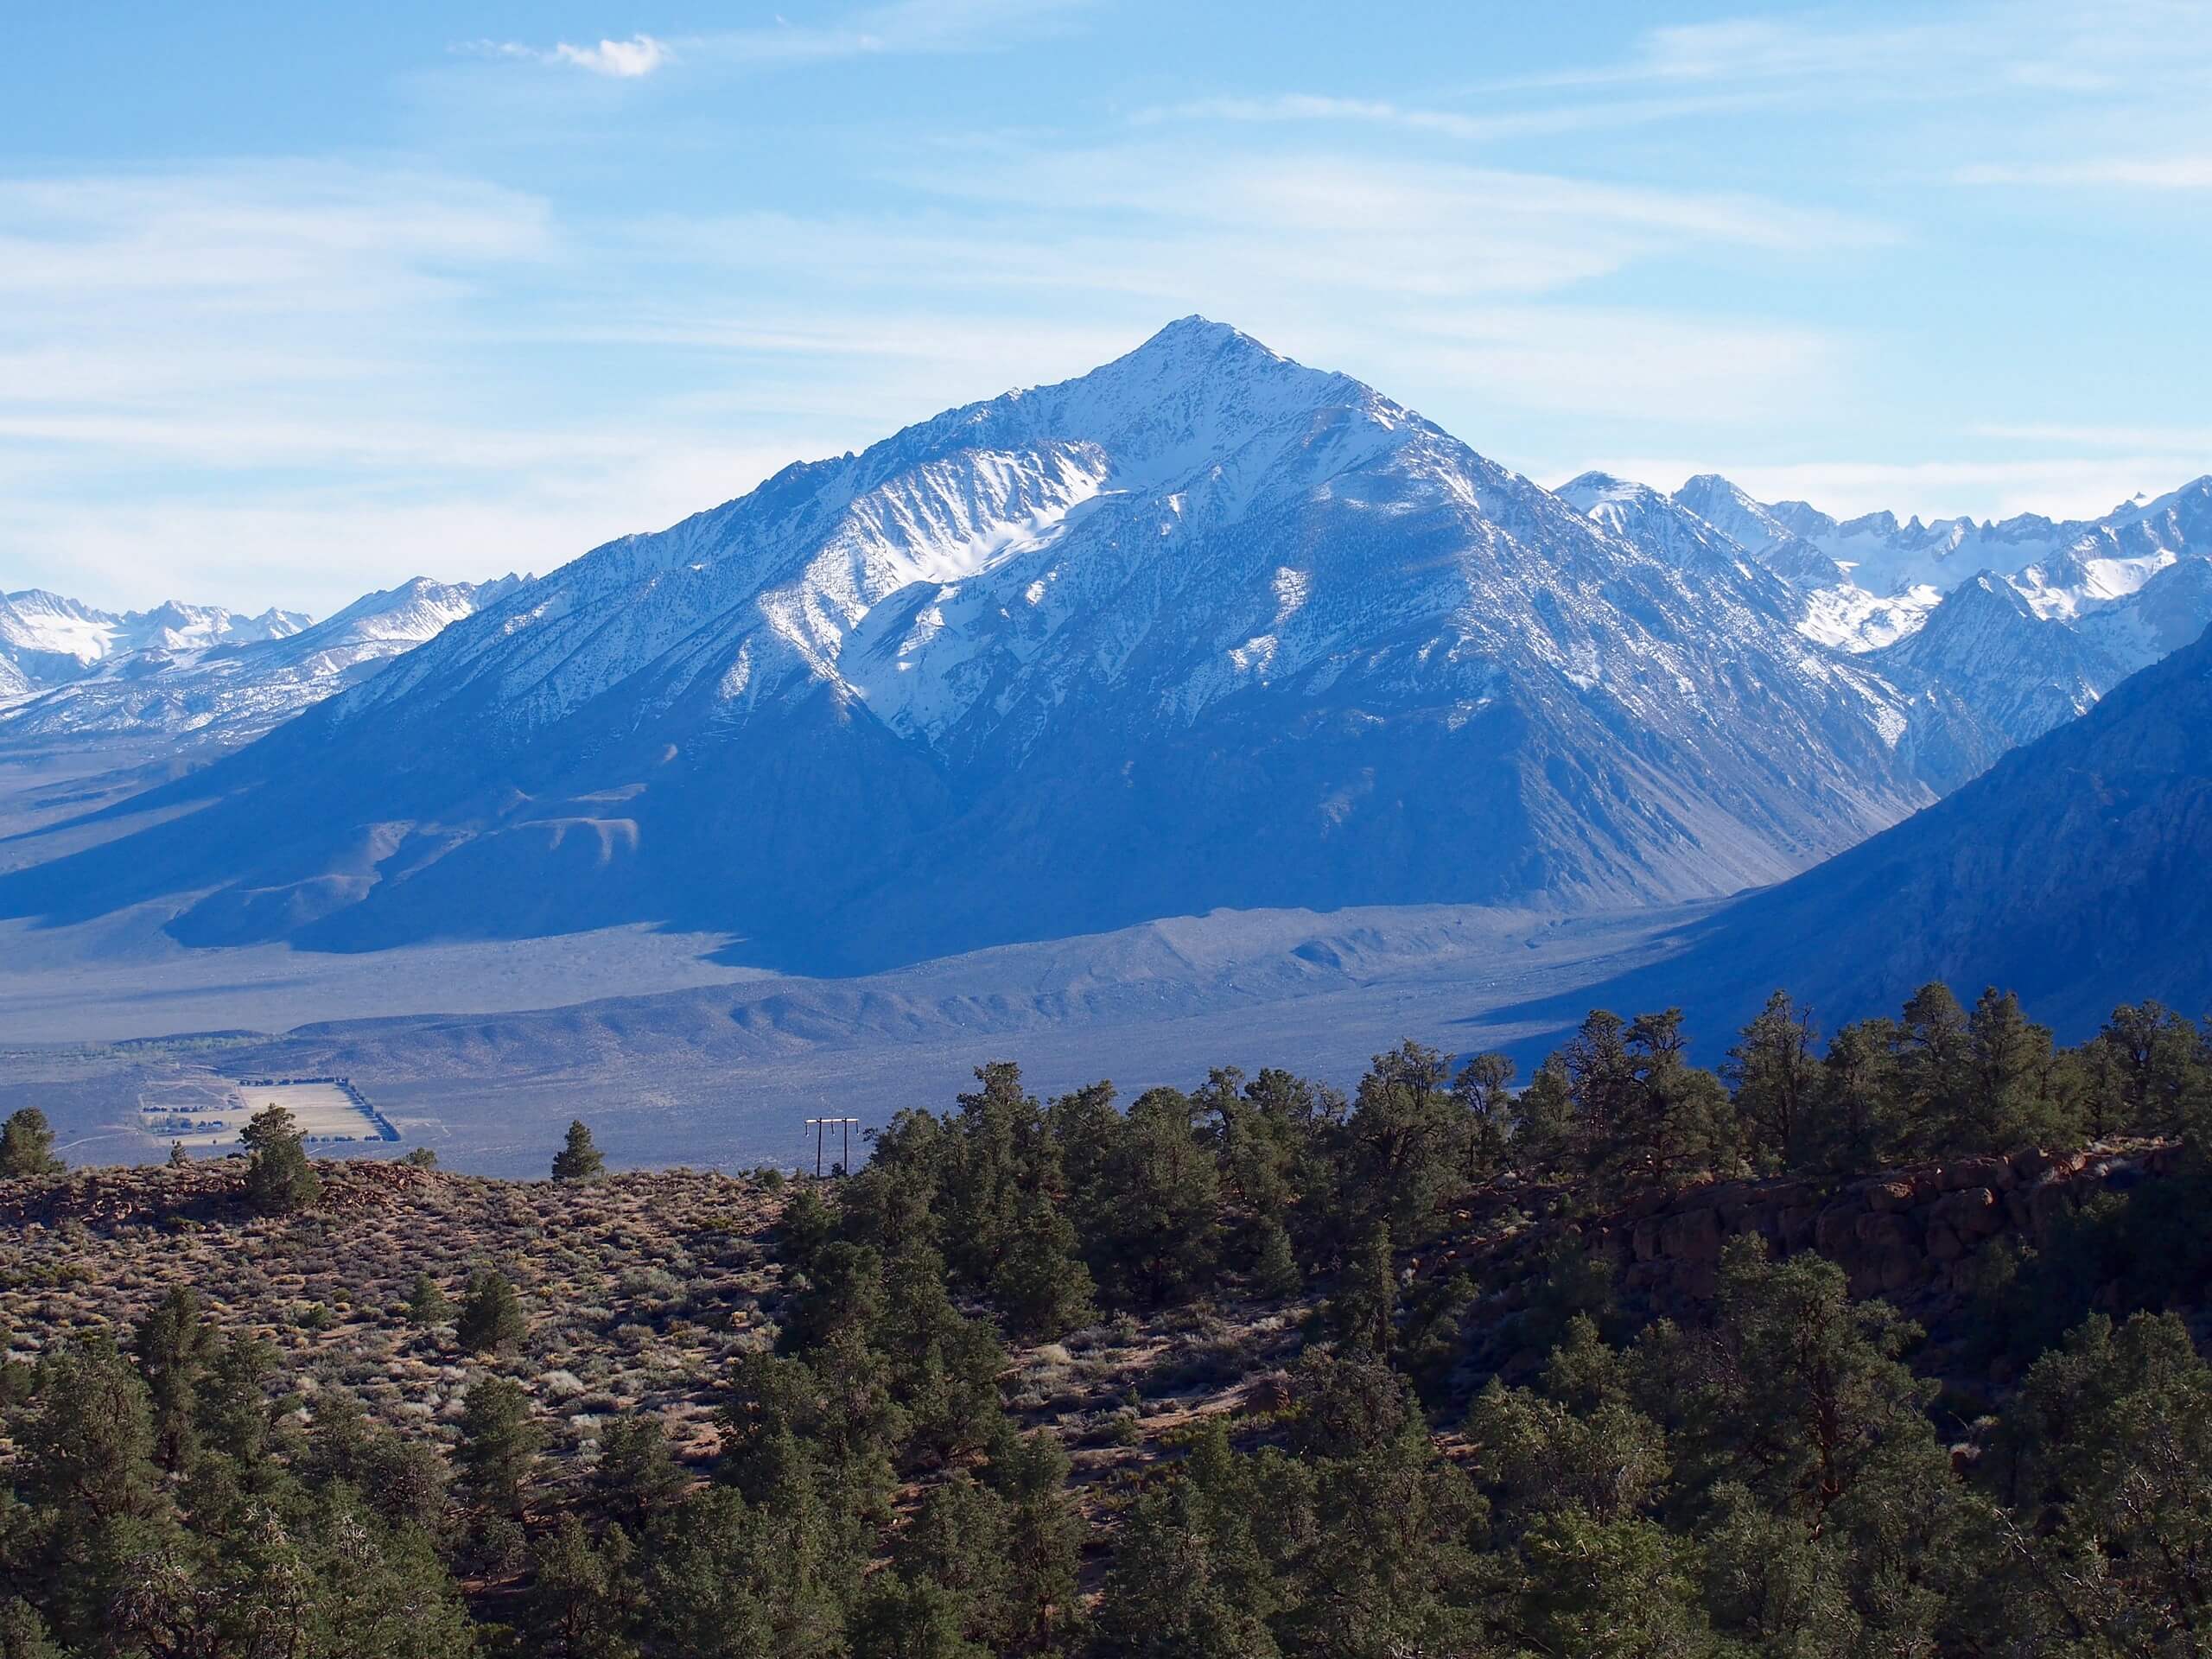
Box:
(0, 575, 529, 745)
(1555, 472, 1767, 581)
(1587, 471, 2212, 735)
(2005, 476, 2212, 620)
(1869, 574, 2125, 749)
(1724, 475, 2212, 621)
(1670, 474, 1794, 556)
(344, 318, 1413, 744)
(2072, 555, 2212, 675)
(0, 318, 1955, 971)
(1669, 474, 1846, 592)
(0, 588, 311, 693)
(1805, 507, 2077, 598)
(0, 590, 124, 677)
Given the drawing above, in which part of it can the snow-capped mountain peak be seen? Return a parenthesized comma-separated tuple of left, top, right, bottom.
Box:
(8, 318, 1985, 970)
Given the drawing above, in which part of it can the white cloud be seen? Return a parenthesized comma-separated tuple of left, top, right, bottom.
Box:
(1970, 421, 2212, 450)
(0, 438, 813, 620)
(456, 1, 1087, 80)
(0, 130, 1890, 616)
(551, 35, 675, 78)
(461, 34, 674, 78)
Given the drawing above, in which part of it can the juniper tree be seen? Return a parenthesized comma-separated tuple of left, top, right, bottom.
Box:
(455, 1268, 526, 1355)
(0, 1108, 62, 1179)
(240, 1103, 320, 1213)
(405, 1270, 452, 1328)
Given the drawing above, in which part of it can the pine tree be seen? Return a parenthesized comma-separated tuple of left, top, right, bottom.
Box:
(1813, 1016, 1907, 1174)
(1992, 1311, 2212, 1649)
(1967, 985, 2071, 1152)
(455, 1268, 527, 1354)
(1510, 1059, 1577, 1179)
(1249, 1215, 1301, 1300)
(1452, 1050, 1517, 1182)
(0, 1599, 62, 1659)
(891, 1473, 1014, 1649)
(1087, 1086, 1221, 1307)
(988, 1429, 1084, 1652)
(1339, 1041, 1462, 1247)
(1327, 1222, 1398, 1357)
(11, 1337, 168, 1644)
(849, 1578, 991, 1659)
(551, 1119, 607, 1182)
(1898, 982, 1974, 1154)
(594, 1414, 687, 1532)
(0, 1108, 63, 1179)
(196, 1329, 281, 1470)
(456, 1375, 543, 1519)
(130, 1285, 214, 1472)
(1094, 1477, 1283, 1659)
(1726, 990, 1821, 1171)
(528, 1512, 638, 1656)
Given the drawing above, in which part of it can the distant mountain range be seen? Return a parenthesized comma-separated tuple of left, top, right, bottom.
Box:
(0, 576, 527, 746)
(3, 319, 2206, 988)
(0, 591, 309, 690)
(1563, 471, 2212, 779)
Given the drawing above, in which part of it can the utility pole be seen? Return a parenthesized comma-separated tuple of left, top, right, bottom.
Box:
(802, 1117, 861, 1178)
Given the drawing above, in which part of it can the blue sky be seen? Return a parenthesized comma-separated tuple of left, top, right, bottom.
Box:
(5, 1, 2212, 614)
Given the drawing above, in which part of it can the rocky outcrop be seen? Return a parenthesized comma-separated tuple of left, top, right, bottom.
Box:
(1578, 1141, 2181, 1309)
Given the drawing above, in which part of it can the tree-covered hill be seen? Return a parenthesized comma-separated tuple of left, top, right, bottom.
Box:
(1, 979, 2209, 1656)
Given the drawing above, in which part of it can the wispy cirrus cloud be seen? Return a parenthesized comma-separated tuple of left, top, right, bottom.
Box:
(1131, 89, 1793, 145)
(1955, 156, 2212, 188)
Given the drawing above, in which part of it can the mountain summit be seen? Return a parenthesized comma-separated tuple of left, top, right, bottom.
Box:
(1, 321, 1943, 971)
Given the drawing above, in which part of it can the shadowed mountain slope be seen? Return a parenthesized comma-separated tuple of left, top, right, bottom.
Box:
(1569, 624, 2212, 1040)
